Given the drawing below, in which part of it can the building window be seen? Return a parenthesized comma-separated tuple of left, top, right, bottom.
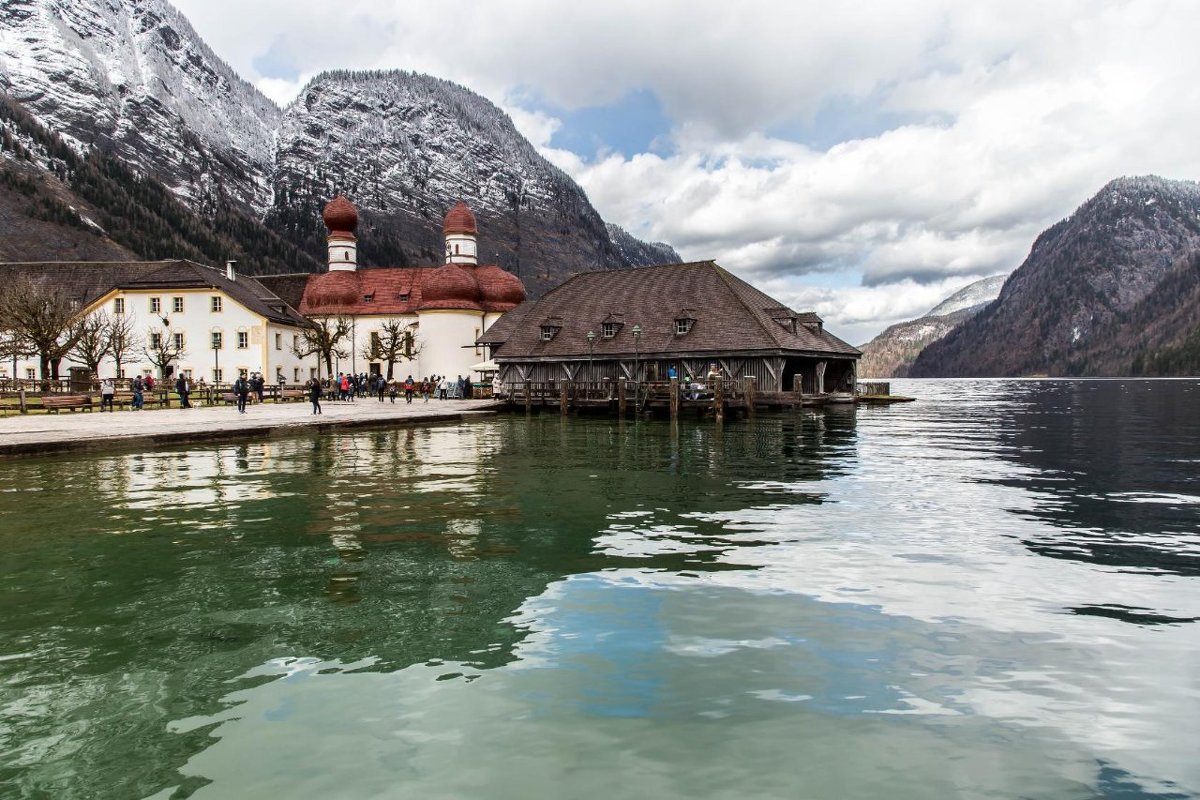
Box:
(172, 297, 184, 313)
(237, 331, 248, 349)
(293, 367, 300, 382)
(173, 332, 185, 350)
(211, 331, 223, 350)
(150, 297, 161, 314)
(275, 332, 282, 350)
(238, 368, 248, 379)
(116, 368, 125, 380)
(310, 367, 318, 379)
(602, 322, 619, 338)
(363, 293, 373, 303)
(25, 367, 36, 380)
(397, 292, 409, 302)
(113, 297, 125, 315)
(540, 326, 560, 341)
(150, 332, 162, 350)
(674, 319, 694, 335)
(213, 367, 223, 384)
(292, 334, 299, 351)
(211, 296, 222, 312)
(182, 369, 192, 380)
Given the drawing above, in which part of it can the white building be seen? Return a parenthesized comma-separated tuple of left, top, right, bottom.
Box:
(0, 260, 311, 385)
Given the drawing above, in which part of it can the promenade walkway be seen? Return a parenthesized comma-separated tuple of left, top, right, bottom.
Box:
(0, 398, 502, 458)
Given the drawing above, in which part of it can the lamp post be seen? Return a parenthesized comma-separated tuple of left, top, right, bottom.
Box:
(211, 326, 221, 385)
(586, 330, 596, 398)
(631, 324, 642, 385)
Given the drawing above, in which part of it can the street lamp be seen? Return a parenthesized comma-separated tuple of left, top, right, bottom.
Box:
(631, 324, 642, 385)
(586, 329, 596, 398)
(211, 325, 221, 385)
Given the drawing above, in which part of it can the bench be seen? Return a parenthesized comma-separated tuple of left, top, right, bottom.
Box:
(278, 389, 305, 402)
(42, 394, 94, 412)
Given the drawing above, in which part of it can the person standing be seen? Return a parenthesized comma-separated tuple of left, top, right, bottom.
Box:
(131, 375, 144, 410)
(99, 378, 115, 412)
(233, 373, 250, 413)
(253, 373, 265, 404)
(308, 377, 322, 415)
(404, 375, 415, 404)
(376, 374, 386, 402)
(175, 373, 191, 409)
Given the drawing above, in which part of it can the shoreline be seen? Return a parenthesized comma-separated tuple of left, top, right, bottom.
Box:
(0, 398, 504, 459)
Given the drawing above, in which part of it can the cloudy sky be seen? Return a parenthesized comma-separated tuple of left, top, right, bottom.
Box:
(172, 0, 1200, 343)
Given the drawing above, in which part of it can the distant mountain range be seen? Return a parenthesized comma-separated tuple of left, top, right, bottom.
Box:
(0, 0, 677, 294)
(910, 176, 1200, 377)
(858, 275, 1005, 378)
(862, 176, 1200, 378)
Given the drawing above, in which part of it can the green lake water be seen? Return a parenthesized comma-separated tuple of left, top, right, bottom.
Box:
(1, 379, 1197, 799)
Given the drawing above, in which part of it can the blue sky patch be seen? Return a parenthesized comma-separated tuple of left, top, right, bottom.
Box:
(521, 88, 675, 162)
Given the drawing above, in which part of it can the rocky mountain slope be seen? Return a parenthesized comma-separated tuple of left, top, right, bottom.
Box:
(858, 275, 1005, 378)
(0, 0, 678, 292)
(910, 176, 1200, 377)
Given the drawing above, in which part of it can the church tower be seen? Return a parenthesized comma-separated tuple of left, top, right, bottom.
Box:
(323, 195, 358, 271)
(443, 200, 478, 265)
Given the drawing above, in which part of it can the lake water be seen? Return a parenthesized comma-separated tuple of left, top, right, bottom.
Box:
(1, 379, 1197, 799)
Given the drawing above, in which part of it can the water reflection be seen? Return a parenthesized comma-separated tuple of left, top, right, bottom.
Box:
(0, 394, 1198, 799)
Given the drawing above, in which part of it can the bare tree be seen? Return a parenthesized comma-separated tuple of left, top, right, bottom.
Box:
(293, 315, 352, 379)
(0, 275, 85, 382)
(358, 319, 421, 379)
(70, 311, 113, 375)
(108, 312, 142, 381)
(143, 327, 186, 380)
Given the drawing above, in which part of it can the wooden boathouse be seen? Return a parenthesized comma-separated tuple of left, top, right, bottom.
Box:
(478, 261, 862, 416)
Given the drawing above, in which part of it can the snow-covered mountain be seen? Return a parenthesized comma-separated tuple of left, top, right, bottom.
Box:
(857, 274, 1005, 378)
(0, 0, 677, 291)
(0, 0, 279, 212)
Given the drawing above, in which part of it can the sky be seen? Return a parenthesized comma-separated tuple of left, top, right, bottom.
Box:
(172, 0, 1200, 344)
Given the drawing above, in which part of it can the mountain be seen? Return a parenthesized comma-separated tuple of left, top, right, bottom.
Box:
(910, 176, 1200, 377)
(0, 0, 678, 293)
(857, 275, 1005, 378)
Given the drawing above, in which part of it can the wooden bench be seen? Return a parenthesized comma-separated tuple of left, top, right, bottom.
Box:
(42, 394, 94, 412)
(278, 389, 305, 402)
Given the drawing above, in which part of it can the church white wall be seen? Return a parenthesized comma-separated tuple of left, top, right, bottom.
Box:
(445, 233, 477, 265)
(415, 309, 486, 382)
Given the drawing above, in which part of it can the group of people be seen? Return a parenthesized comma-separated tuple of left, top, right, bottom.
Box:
(300, 373, 478, 415)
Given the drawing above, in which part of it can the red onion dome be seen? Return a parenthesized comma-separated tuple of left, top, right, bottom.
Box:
(443, 200, 477, 235)
(474, 264, 527, 310)
(302, 271, 359, 311)
(418, 263, 482, 311)
(323, 195, 358, 233)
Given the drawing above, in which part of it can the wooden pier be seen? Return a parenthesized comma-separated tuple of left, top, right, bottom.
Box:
(503, 377, 910, 419)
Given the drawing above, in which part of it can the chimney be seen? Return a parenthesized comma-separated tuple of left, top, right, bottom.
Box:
(225, 260, 237, 281)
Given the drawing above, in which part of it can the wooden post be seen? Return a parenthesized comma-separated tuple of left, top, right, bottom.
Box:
(19, 388, 27, 414)
(618, 377, 627, 417)
(561, 381, 570, 416)
(669, 377, 679, 420)
(714, 377, 724, 422)
(524, 381, 532, 414)
(744, 375, 755, 417)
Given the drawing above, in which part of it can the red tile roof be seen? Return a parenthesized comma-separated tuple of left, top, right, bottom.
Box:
(322, 195, 358, 234)
(443, 201, 477, 235)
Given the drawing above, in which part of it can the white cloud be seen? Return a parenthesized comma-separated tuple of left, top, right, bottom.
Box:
(170, 0, 1200, 340)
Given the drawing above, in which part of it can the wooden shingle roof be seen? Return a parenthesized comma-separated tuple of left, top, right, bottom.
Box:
(480, 261, 860, 360)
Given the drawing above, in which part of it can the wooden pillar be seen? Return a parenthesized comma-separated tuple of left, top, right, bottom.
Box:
(744, 375, 755, 417)
(618, 377, 627, 417)
(524, 380, 531, 414)
(816, 361, 827, 394)
(18, 388, 27, 414)
(669, 377, 679, 420)
(713, 376, 724, 422)
(561, 381, 570, 416)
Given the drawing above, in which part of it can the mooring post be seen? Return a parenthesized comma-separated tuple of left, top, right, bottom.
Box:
(618, 377, 627, 417)
(714, 377, 724, 422)
(19, 388, 27, 414)
(561, 381, 570, 416)
(524, 381, 532, 414)
(744, 376, 755, 417)
(670, 377, 679, 420)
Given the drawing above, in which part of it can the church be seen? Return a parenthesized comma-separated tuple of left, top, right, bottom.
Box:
(261, 196, 526, 382)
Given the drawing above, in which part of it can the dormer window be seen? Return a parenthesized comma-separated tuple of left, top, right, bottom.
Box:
(540, 325, 560, 341)
(674, 318, 694, 335)
(397, 292, 410, 302)
(362, 292, 374, 303)
(601, 322, 619, 338)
